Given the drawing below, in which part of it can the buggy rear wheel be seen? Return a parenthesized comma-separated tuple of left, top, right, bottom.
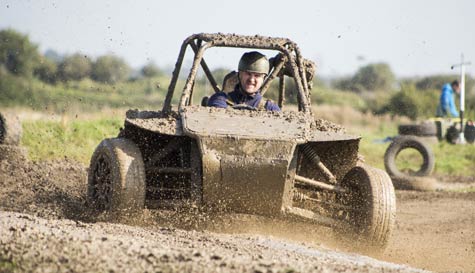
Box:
(87, 138, 146, 212)
(338, 164, 396, 250)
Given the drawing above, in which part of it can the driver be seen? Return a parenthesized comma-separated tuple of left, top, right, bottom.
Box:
(207, 51, 281, 111)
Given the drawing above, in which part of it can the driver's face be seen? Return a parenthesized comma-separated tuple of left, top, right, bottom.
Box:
(239, 71, 265, 94)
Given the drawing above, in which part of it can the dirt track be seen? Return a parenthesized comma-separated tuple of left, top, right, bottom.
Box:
(0, 158, 474, 272)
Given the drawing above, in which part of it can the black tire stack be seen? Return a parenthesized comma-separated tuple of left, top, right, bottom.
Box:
(384, 135, 435, 179)
(464, 122, 475, 144)
(398, 122, 438, 143)
(384, 123, 437, 191)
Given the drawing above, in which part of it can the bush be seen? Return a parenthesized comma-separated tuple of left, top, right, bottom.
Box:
(58, 53, 92, 81)
(34, 56, 58, 84)
(380, 83, 439, 120)
(91, 54, 130, 83)
(352, 63, 395, 91)
(141, 61, 163, 78)
(332, 63, 395, 92)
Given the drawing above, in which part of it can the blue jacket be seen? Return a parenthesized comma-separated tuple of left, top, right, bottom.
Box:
(437, 83, 459, 117)
(207, 85, 281, 111)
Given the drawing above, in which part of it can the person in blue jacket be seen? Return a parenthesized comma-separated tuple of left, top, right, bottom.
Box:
(436, 80, 460, 117)
(207, 51, 281, 111)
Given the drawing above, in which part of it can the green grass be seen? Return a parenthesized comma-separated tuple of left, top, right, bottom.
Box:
(433, 141, 475, 175)
(350, 121, 396, 171)
(22, 117, 122, 164)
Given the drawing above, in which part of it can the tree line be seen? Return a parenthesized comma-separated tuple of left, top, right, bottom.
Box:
(2, 27, 474, 120)
(0, 28, 163, 84)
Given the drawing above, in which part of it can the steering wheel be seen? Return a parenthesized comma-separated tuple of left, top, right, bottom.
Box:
(231, 104, 257, 111)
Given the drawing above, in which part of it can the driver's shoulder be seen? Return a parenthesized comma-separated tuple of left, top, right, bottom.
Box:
(209, 91, 228, 100)
(263, 98, 280, 111)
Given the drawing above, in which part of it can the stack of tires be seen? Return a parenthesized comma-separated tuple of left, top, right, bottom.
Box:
(464, 121, 475, 144)
(0, 112, 26, 161)
(384, 122, 437, 191)
(398, 122, 438, 143)
(384, 135, 435, 179)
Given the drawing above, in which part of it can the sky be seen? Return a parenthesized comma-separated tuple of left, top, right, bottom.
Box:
(1, 0, 475, 78)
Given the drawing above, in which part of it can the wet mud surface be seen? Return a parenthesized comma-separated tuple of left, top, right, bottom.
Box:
(0, 158, 474, 272)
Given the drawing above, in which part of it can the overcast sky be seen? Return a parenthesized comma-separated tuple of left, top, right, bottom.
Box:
(1, 0, 474, 78)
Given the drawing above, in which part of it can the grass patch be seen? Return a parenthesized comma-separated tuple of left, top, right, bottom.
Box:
(433, 141, 475, 176)
(356, 130, 392, 171)
(22, 117, 122, 164)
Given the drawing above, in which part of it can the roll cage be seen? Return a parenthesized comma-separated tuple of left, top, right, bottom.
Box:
(161, 33, 314, 114)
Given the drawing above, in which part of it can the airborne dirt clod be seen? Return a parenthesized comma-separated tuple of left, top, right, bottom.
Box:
(1, 158, 474, 272)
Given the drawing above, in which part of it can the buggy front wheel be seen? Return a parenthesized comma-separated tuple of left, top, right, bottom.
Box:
(337, 164, 396, 250)
(87, 138, 146, 212)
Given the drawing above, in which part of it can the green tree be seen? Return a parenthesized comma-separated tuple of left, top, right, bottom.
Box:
(352, 63, 395, 91)
(91, 54, 130, 83)
(34, 56, 58, 84)
(0, 28, 40, 76)
(332, 76, 354, 91)
(333, 63, 395, 92)
(141, 61, 163, 78)
(380, 83, 439, 120)
(58, 53, 92, 81)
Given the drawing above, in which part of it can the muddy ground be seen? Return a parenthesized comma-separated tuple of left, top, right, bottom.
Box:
(0, 157, 474, 272)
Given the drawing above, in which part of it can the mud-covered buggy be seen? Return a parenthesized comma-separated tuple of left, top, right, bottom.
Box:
(87, 33, 396, 250)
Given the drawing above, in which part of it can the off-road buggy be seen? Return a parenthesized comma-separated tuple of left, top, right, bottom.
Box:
(87, 33, 396, 250)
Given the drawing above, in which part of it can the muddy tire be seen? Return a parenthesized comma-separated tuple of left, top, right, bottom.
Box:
(398, 123, 437, 137)
(445, 125, 459, 144)
(384, 135, 435, 179)
(87, 138, 146, 212)
(0, 112, 22, 146)
(338, 164, 396, 250)
(464, 122, 475, 144)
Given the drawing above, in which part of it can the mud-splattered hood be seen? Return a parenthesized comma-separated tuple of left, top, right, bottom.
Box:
(124, 107, 359, 142)
(181, 106, 359, 142)
(182, 106, 311, 141)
